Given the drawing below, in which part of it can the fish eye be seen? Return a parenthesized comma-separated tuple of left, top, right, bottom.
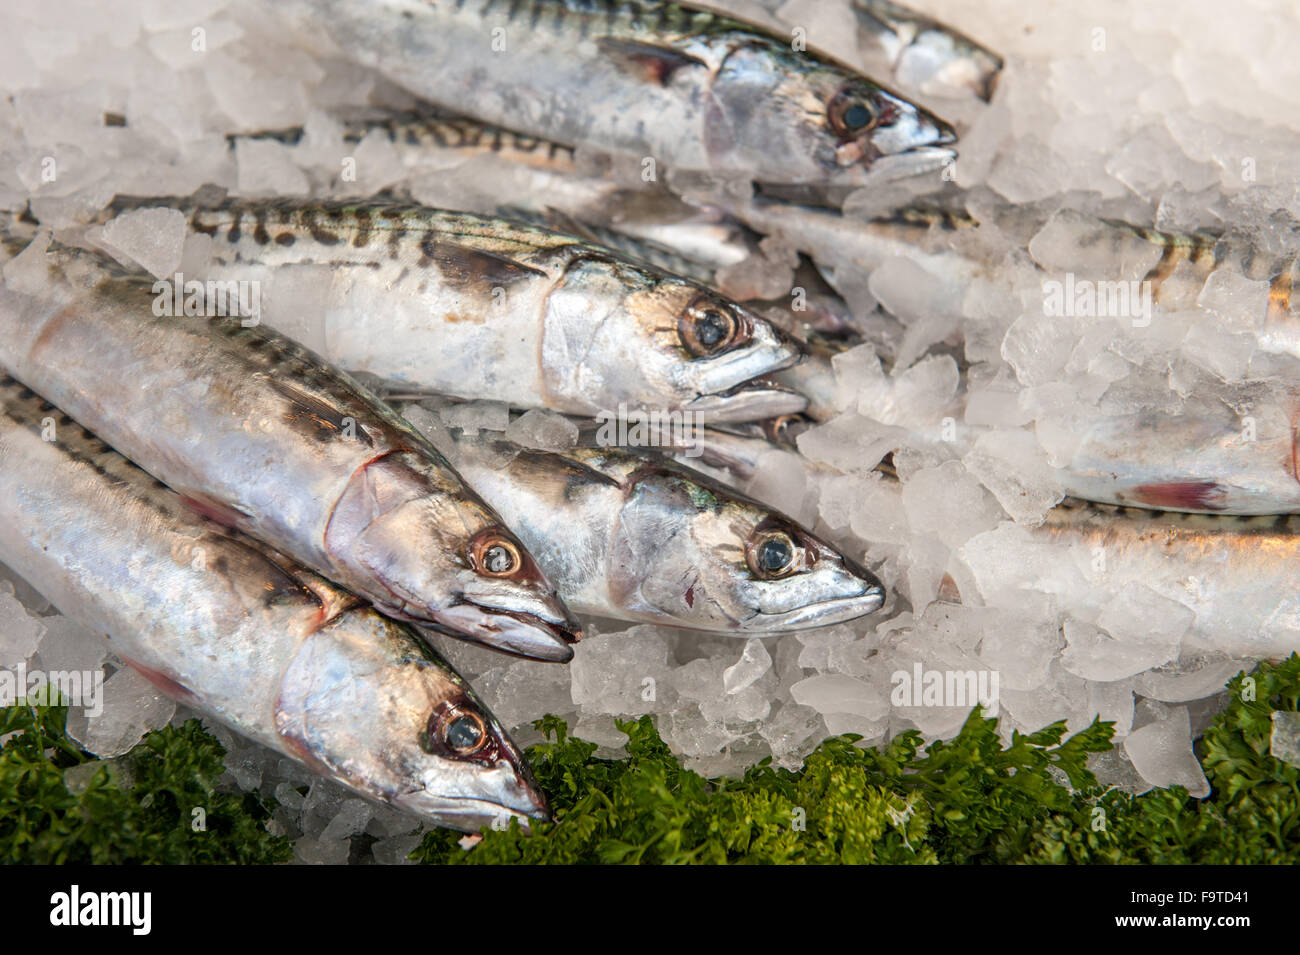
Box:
(746, 529, 804, 580)
(445, 713, 487, 754)
(765, 414, 809, 447)
(422, 701, 494, 759)
(679, 296, 746, 357)
(471, 531, 522, 577)
(828, 88, 878, 137)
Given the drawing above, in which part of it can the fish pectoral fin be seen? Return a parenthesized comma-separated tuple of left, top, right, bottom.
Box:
(419, 236, 548, 289)
(596, 37, 707, 86)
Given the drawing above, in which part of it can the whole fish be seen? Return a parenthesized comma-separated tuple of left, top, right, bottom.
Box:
(0, 239, 581, 662)
(100, 196, 807, 421)
(423, 412, 886, 631)
(284, 0, 957, 187)
(850, 0, 1003, 103)
(0, 378, 547, 832)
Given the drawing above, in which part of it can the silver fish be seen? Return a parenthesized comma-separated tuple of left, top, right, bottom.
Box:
(851, 0, 1003, 103)
(285, 0, 957, 186)
(427, 415, 886, 631)
(0, 239, 581, 661)
(101, 196, 807, 422)
(0, 378, 547, 832)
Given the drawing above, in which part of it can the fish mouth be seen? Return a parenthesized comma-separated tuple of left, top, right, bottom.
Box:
(684, 379, 809, 423)
(861, 145, 957, 183)
(431, 601, 581, 662)
(742, 586, 886, 631)
(849, 95, 958, 181)
(392, 792, 550, 834)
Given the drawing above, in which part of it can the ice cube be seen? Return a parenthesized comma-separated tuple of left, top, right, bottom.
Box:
(1134, 654, 1247, 703)
(1060, 605, 1181, 684)
(274, 781, 307, 812)
(99, 207, 187, 280)
(66, 666, 176, 758)
(1027, 210, 1163, 281)
(796, 413, 905, 473)
(791, 673, 889, 721)
(758, 702, 822, 768)
(234, 138, 311, 197)
(0, 587, 45, 668)
(569, 625, 673, 716)
(794, 624, 858, 670)
(442, 401, 510, 436)
(977, 609, 1062, 692)
(346, 126, 407, 194)
(320, 798, 373, 842)
(1122, 708, 1209, 797)
(2, 230, 53, 296)
(962, 430, 1064, 525)
(372, 831, 424, 866)
(1085, 679, 1136, 738)
(35, 614, 109, 673)
(723, 638, 772, 695)
(63, 758, 130, 796)
(1270, 710, 1300, 769)
(901, 460, 1003, 550)
(505, 408, 579, 451)
(294, 838, 351, 865)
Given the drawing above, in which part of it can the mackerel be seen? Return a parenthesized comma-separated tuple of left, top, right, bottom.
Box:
(0, 378, 547, 832)
(283, 0, 957, 186)
(100, 196, 807, 421)
(427, 414, 886, 631)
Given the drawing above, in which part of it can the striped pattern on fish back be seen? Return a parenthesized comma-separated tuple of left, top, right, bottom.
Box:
(1102, 219, 1222, 288)
(342, 112, 578, 170)
(1046, 495, 1300, 537)
(442, 0, 745, 45)
(0, 375, 197, 526)
(1107, 219, 1300, 320)
(106, 196, 589, 268)
(500, 204, 717, 283)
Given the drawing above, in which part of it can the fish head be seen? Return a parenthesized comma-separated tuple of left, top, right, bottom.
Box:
(542, 254, 807, 421)
(329, 451, 582, 662)
(276, 612, 548, 833)
(609, 466, 885, 630)
(707, 38, 957, 186)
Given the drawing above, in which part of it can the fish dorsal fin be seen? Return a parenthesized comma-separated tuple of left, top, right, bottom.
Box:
(596, 37, 707, 86)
